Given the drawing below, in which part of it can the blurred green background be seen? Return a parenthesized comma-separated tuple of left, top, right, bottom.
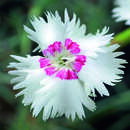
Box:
(0, 0, 130, 130)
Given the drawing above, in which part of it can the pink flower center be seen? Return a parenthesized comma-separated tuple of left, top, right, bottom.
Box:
(39, 38, 86, 80)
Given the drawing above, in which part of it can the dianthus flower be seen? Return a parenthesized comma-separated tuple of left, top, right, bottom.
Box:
(8, 9, 127, 120)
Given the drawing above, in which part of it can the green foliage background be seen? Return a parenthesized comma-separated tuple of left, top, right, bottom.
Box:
(0, 0, 130, 130)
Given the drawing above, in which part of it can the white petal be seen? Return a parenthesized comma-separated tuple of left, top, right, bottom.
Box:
(64, 8, 70, 24)
(9, 54, 96, 120)
(77, 27, 114, 57)
(8, 55, 45, 106)
(64, 10, 87, 39)
(79, 44, 127, 96)
(24, 12, 65, 50)
(24, 9, 87, 51)
(31, 78, 96, 121)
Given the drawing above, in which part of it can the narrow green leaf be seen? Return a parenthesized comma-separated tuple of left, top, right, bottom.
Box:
(112, 28, 130, 47)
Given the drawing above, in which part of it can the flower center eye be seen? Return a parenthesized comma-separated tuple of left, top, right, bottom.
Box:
(62, 59, 68, 62)
(39, 38, 87, 80)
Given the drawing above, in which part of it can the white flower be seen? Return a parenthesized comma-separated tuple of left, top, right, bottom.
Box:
(113, 0, 130, 25)
(8, 9, 127, 121)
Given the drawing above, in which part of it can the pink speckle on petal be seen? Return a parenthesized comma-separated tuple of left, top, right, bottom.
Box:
(39, 58, 51, 68)
(75, 55, 86, 64)
(65, 39, 80, 54)
(73, 61, 82, 72)
(69, 43, 80, 54)
(43, 41, 62, 56)
(56, 69, 68, 79)
(67, 70, 78, 79)
(45, 67, 57, 76)
(56, 69, 78, 80)
(53, 41, 62, 53)
(48, 44, 55, 56)
(65, 38, 72, 49)
(73, 55, 86, 72)
(42, 49, 48, 57)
